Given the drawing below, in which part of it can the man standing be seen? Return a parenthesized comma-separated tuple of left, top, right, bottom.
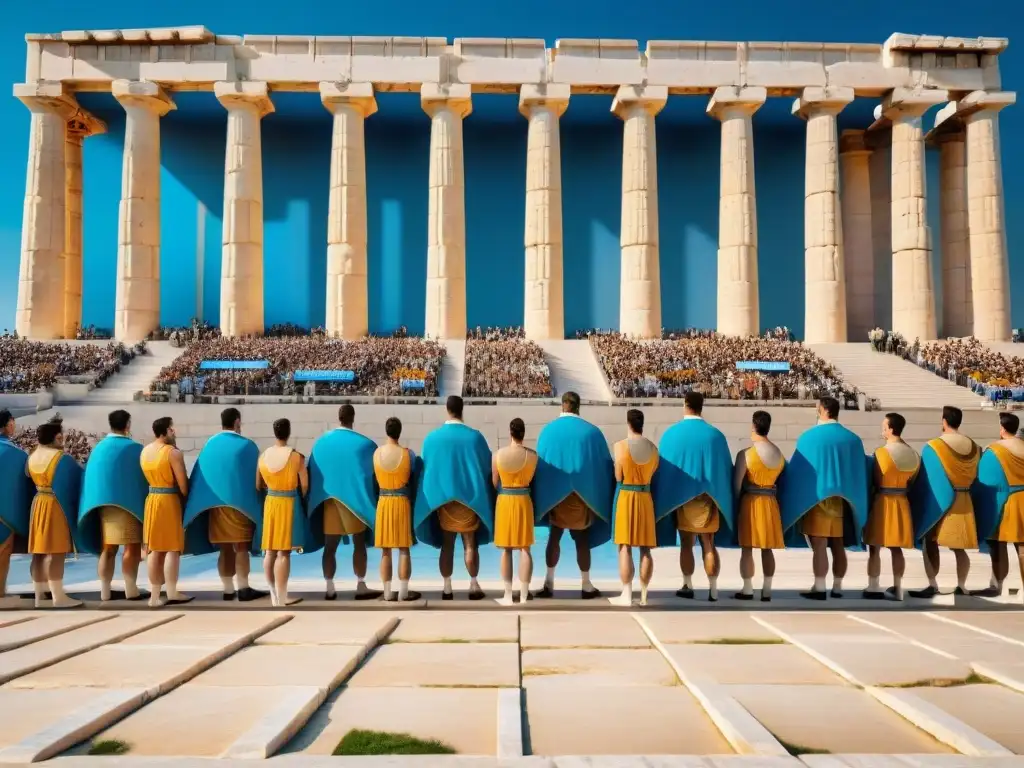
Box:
(532, 392, 613, 599)
(308, 404, 382, 600)
(779, 396, 868, 600)
(414, 396, 493, 600)
(974, 412, 1024, 601)
(184, 408, 268, 601)
(909, 405, 980, 598)
(375, 417, 420, 602)
(77, 410, 149, 601)
(0, 409, 33, 598)
(654, 392, 734, 602)
(610, 409, 659, 606)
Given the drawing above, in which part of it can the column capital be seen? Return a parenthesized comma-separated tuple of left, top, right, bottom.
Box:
(67, 111, 107, 138)
(960, 90, 1016, 120)
(421, 83, 472, 119)
(519, 83, 569, 118)
(611, 85, 667, 119)
(792, 86, 854, 119)
(881, 87, 948, 120)
(112, 79, 176, 117)
(320, 81, 377, 118)
(15, 81, 80, 120)
(214, 81, 275, 118)
(839, 129, 871, 156)
(707, 86, 766, 120)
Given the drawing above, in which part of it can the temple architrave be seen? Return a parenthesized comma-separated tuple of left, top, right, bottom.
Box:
(14, 28, 1015, 342)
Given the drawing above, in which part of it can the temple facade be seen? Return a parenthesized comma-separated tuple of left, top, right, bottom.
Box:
(14, 28, 1015, 342)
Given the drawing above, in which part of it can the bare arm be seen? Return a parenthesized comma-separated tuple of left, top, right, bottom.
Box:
(169, 448, 189, 498)
(295, 452, 309, 497)
(733, 449, 747, 500)
(491, 452, 500, 488)
(256, 461, 266, 492)
(613, 443, 624, 483)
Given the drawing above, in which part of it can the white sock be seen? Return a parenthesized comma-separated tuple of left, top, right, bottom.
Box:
(221, 576, 234, 594)
(610, 582, 632, 606)
(683, 573, 693, 589)
(398, 580, 409, 601)
(762, 576, 773, 598)
(33, 581, 46, 607)
(813, 576, 826, 592)
(867, 576, 880, 592)
(100, 579, 112, 602)
(443, 576, 452, 594)
(166, 576, 184, 599)
(580, 571, 595, 592)
(832, 577, 843, 593)
(991, 576, 1003, 591)
(234, 573, 249, 591)
(269, 586, 279, 607)
(502, 581, 513, 600)
(519, 580, 529, 603)
(469, 577, 481, 593)
(148, 587, 165, 607)
(277, 586, 291, 605)
(709, 576, 718, 601)
(928, 575, 939, 589)
(325, 578, 336, 597)
(50, 580, 79, 606)
(741, 577, 753, 596)
(382, 581, 392, 601)
(124, 573, 139, 599)
(545, 566, 555, 588)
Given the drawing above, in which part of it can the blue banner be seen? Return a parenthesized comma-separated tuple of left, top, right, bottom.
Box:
(293, 370, 356, 383)
(736, 361, 791, 372)
(199, 360, 270, 370)
(401, 379, 426, 390)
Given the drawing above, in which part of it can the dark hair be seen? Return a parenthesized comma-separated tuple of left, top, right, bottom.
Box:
(1000, 411, 1020, 436)
(446, 395, 464, 420)
(385, 417, 402, 440)
(0, 409, 12, 430)
(273, 418, 291, 441)
(561, 391, 581, 415)
(819, 396, 840, 420)
(37, 417, 63, 446)
(108, 409, 131, 433)
(152, 417, 173, 438)
(220, 407, 241, 430)
(942, 405, 963, 430)
(885, 412, 907, 437)
(752, 410, 771, 437)
(626, 408, 644, 434)
(339, 404, 355, 428)
(684, 391, 704, 415)
(510, 417, 525, 442)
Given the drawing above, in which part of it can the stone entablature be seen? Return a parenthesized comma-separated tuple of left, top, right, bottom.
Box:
(27, 29, 1005, 95)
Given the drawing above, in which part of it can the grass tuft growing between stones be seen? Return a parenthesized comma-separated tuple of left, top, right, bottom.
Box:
(88, 739, 131, 756)
(333, 729, 456, 756)
(881, 672, 992, 688)
(522, 666, 579, 677)
(775, 736, 830, 756)
(696, 637, 786, 645)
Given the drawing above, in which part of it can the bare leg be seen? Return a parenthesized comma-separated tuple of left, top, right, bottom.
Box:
(322, 534, 340, 598)
(911, 540, 941, 597)
(538, 525, 563, 596)
(439, 530, 456, 597)
(569, 528, 596, 595)
(233, 543, 251, 593)
(275, 551, 300, 605)
(953, 548, 970, 593)
(828, 537, 847, 595)
(98, 545, 117, 601)
(497, 548, 515, 606)
(380, 548, 393, 587)
(0, 535, 12, 598)
(699, 533, 720, 601)
(981, 541, 1008, 596)
(889, 547, 905, 600)
(761, 549, 776, 599)
(802, 536, 828, 599)
(638, 546, 653, 606)
(164, 552, 189, 602)
(122, 543, 142, 599)
(263, 550, 278, 605)
(609, 544, 634, 606)
(147, 551, 166, 607)
(218, 544, 236, 596)
(518, 547, 533, 602)
(30, 554, 47, 605)
(1016, 543, 1024, 604)
(397, 547, 414, 601)
(677, 532, 695, 596)
(463, 531, 483, 599)
(352, 532, 379, 598)
(48, 553, 81, 608)
(866, 545, 882, 594)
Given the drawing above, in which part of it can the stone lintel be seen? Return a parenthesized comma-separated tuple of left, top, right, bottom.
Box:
(884, 32, 1008, 55)
(420, 83, 472, 119)
(881, 87, 948, 119)
(839, 128, 871, 155)
(14, 81, 80, 120)
(320, 81, 377, 118)
(214, 81, 275, 118)
(518, 83, 570, 118)
(959, 89, 1016, 116)
(707, 85, 766, 120)
(611, 85, 667, 119)
(112, 79, 176, 116)
(792, 86, 855, 119)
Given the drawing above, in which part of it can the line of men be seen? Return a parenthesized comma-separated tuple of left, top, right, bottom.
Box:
(0, 391, 1022, 608)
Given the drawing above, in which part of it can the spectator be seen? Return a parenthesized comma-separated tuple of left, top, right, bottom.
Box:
(0, 339, 136, 394)
(464, 327, 553, 398)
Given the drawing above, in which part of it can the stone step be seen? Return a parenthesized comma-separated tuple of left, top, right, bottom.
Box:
(440, 339, 465, 399)
(537, 339, 613, 401)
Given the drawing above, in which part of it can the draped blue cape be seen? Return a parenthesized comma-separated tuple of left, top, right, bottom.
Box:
(413, 422, 494, 548)
(0, 437, 34, 547)
(972, 447, 1014, 544)
(183, 432, 262, 554)
(653, 419, 735, 547)
(909, 440, 974, 546)
(778, 422, 868, 547)
(307, 428, 378, 550)
(533, 415, 614, 548)
(77, 435, 148, 555)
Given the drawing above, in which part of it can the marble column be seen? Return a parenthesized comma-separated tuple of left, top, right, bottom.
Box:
(216, 82, 274, 338)
(112, 80, 175, 342)
(794, 87, 854, 343)
(962, 91, 1015, 342)
(839, 130, 874, 342)
(320, 82, 376, 340)
(708, 86, 766, 337)
(868, 131, 893, 330)
(936, 130, 972, 338)
(422, 84, 472, 340)
(63, 113, 106, 339)
(520, 84, 569, 341)
(613, 85, 666, 339)
(882, 88, 946, 341)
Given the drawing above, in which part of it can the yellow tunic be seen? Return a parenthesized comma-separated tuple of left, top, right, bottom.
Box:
(100, 505, 143, 547)
(141, 443, 185, 553)
(494, 449, 537, 549)
(613, 442, 658, 547)
(549, 492, 592, 530)
(438, 501, 480, 533)
(677, 493, 720, 534)
(864, 447, 916, 549)
(374, 448, 413, 548)
(323, 498, 367, 536)
(27, 450, 72, 555)
(801, 496, 845, 539)
(737, 447, 785, 549)
(209, 505, 254, 545)
(989, 443, 1024, 543)
(259, 450, 302, 552)
(928, 437, 980, 549)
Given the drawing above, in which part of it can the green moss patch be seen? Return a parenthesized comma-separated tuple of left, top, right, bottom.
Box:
(333, 729, 456, 756)
(775, 736, 830, 756)
(881, 672, 992, 689)
(695, 638, 786, 646)
(88, 739, 130, 756)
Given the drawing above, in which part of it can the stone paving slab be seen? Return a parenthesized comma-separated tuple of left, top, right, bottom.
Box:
(756, 613, 890, 638)
(346, 642, 519, 687)
(0, 613, 35, 629)
(729, 684, 953, 754)
(255, 614, 396, 646)
(522, 648, 677, 686)
(520, 614, 650, 648)
(913, 684, 1024, 754)
(0, 612, 112, 651)
(801, 758, 1024, 767)
(853, 614, 1024, 666)
(0, 614, 182, 684)
(524, 679, 733, 756)
(640, 613, 781, 644)
(118, 612, 288, 646)
(663, 644, 843, 685)
(389, 612, 518, 643)
(28, 757, 807, 767)
(0, 688, 117, 750)
(190, 644, 365, 690)
(944, 612, 1024, 642)
(294, 686, 499, 756)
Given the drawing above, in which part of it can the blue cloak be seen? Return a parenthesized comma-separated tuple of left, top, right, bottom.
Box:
(413, 422, 494, 548)
(972, 447, 1014, 543)
(533, 415, 614, 548)
(653, 419, 735, 547)
(307, 428, 378, 550)
(183, 432, 263, 555)
(77, 435, 148, 555)
(909, 439, 978, 546)
(0, 437, 34, 547)
(777, 422, 868, 548)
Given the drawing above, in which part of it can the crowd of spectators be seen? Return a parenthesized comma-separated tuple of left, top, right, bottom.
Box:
(588, 331, 858, 404)
(0, 339, 139, 394)
(149, 335, 446, 398)
(463, 327, 553, 398)
(12, 420, 101, 464)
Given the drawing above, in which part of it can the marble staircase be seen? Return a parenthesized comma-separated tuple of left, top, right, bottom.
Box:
(79, 341, 185, 405)
(537, 339, 613, 402)
(439, 339, 466, 399)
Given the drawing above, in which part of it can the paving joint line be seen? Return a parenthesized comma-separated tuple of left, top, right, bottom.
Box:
(924, 612, 1024, 648)
(845, 614, 959, 660)
(0, 612, 116, 653)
